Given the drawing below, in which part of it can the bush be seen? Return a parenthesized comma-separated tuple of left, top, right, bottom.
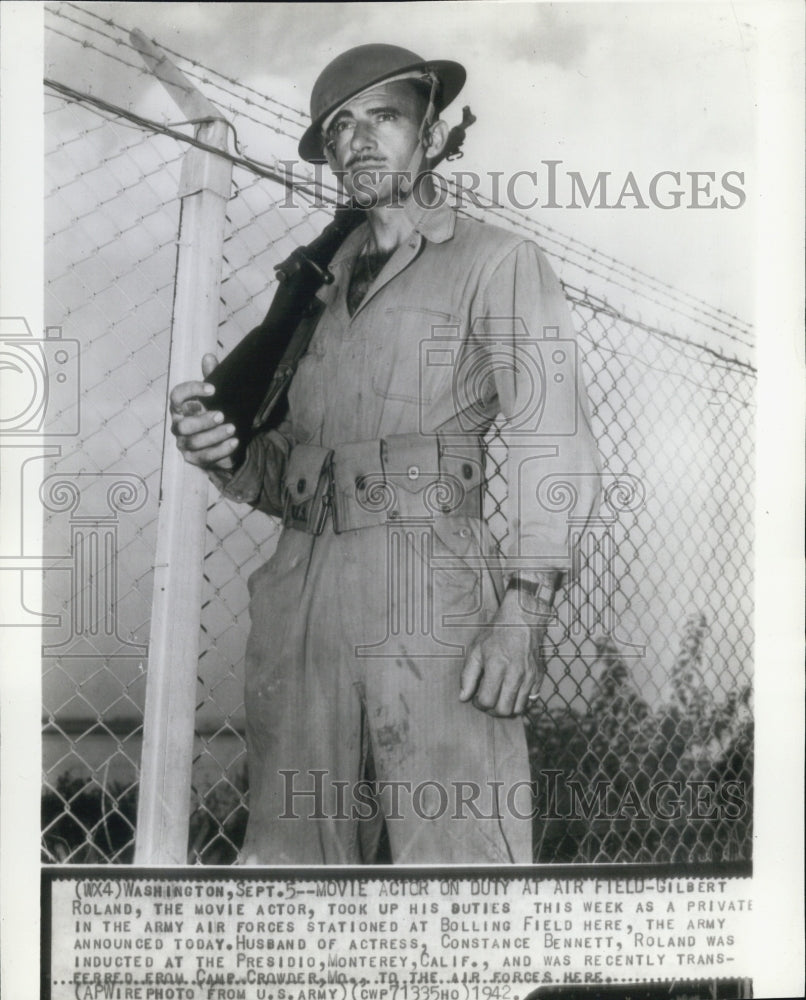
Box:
(526, 612, 753, 863)
(42, 769, 250, 864)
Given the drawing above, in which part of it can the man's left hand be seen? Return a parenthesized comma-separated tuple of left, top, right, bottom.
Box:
(458, 589, 550, 717)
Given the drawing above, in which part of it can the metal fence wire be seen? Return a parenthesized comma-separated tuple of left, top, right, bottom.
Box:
(41, 4, 754, 865)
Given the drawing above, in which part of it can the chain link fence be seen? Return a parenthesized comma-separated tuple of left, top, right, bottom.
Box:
(41, 3, 754, 865)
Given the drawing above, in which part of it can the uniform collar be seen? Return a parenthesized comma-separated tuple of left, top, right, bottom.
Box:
(316, 197, 456, 318)
(329, 196, 456, 269)
(404, 195, 456, 244)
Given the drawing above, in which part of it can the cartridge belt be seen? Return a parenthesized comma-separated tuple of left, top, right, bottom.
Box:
(281, 432, 483, 535)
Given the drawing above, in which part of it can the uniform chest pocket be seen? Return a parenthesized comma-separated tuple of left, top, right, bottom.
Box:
(370, 307, 458, 407)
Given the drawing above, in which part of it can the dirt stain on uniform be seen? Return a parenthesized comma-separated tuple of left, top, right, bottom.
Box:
(373, 698, 411, 763)
(396, 656, 423, 680)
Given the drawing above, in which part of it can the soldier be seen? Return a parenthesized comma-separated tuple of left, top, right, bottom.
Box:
(170, 44, 601, 864)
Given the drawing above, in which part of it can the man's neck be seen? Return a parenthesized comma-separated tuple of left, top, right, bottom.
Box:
(361, 169, 438, 253)
(364, 201, 416, 254)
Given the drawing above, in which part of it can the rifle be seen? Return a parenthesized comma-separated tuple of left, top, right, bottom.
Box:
(204, 107, 476, 459)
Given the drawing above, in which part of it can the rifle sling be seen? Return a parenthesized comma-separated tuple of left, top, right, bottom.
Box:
(251, 298, 326, 433)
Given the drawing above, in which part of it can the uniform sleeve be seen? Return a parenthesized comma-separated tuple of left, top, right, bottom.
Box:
(208, 419, 295, 518)
(478, 240, 602, 579)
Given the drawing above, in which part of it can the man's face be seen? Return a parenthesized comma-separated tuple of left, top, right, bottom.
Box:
(323, 80, 426, 205)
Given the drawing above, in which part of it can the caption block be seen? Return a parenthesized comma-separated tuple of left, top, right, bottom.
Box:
(48, 874, 753, 1000)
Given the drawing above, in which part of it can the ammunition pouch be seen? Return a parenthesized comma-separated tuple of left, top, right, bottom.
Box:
(281, 433, 483, 535)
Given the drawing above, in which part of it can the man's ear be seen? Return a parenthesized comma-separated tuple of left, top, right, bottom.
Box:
(423, 118, 449, 161)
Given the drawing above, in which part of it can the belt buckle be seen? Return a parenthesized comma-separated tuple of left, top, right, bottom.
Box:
(282, 462, 332, 536)
(282, 494, 313, 533)
(311, 479, 333, 535)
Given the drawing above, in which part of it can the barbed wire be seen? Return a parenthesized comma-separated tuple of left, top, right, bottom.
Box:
(52, 3, 309, 124)
(45, 77, 756, 377)
(447, 181, 753, 340)
(563, 284, 756, 375)
(48, 1, 754, 355)
(45, 80, 328, 208)
(45, 9, 306, 148)
(575, 328, 753, 409)
(452, 196, 755, 355)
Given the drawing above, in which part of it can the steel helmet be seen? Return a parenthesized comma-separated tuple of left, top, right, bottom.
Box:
(299, 43, 466, 163)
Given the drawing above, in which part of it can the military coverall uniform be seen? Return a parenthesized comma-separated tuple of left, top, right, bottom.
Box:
(216, 198, 601, 864)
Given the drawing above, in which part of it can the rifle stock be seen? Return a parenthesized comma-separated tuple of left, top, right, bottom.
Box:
(204, 107, 475, 454)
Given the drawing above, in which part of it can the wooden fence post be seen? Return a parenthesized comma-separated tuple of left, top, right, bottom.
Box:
(132, 32, 233, 864)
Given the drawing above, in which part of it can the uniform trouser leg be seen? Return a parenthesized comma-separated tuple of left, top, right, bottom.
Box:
(361, 655, 532, 863)
(341, 520, 533, 863)
(240, 530, 365, 865)
(240, 521, 533, 865)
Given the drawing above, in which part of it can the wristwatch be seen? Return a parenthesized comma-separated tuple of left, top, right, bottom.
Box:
(505, 572, 559, 608)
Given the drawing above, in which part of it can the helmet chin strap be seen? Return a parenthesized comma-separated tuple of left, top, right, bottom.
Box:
(398, 69, 440, 200)
(417, 70, 440, 148)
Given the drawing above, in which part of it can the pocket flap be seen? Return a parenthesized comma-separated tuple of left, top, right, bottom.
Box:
(283, 443, 332, 503)
(382, 433, 440, 495)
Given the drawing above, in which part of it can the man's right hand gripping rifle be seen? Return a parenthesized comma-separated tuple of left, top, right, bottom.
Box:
(170, 353, 239, 472)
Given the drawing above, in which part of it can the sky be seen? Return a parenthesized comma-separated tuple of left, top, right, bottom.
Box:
(40, 0, 770, 326)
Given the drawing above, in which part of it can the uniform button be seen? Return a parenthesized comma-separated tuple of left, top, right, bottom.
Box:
(297, 478, 306, 493)
(462, 463, 473, 480)
(458, 527, 470, 538)
(407, 465, 419, 480)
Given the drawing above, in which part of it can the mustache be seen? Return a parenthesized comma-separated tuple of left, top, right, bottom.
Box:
(345, 154, 388, 170)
